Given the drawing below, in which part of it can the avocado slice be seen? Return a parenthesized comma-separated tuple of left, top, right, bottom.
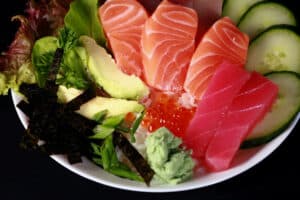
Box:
(77, 96, 144, 119)
(57, 85, 84, 103)
(80, 36, 149, 100)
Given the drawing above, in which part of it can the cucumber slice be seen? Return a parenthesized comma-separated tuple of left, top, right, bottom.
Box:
(222, 0, 265, 24)
(242, 71, 300, 148)
(245, 25, 300, 74)
(238, 2, 297, 40)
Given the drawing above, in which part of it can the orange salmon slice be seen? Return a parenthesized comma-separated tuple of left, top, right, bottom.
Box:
(141, 0, 198, 92)
(99, 0, 148, 77)
(184, 17, 249, 100)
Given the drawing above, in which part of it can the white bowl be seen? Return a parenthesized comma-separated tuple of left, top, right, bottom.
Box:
(11, 91, 300, 192)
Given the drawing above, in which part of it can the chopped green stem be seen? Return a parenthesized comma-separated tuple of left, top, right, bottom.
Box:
(113, 131, 154, 186)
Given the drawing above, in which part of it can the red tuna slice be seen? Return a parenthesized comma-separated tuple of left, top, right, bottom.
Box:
(183, 62, 251, 159)
(141, 0, 198, 92)
(184, 17, 249, 100)
(205, 72, 278, 171)
(99, 0, 148, 77)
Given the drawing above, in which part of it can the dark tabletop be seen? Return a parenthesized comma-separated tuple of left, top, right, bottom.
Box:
(1, 0, 299, 199)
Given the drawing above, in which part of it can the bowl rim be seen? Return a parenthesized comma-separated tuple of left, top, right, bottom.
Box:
(11, 90, 300, 193)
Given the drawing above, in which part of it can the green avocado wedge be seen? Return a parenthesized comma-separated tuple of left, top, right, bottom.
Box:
(80, 36, 149, 100)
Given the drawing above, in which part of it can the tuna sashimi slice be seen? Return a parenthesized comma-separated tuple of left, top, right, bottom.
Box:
(99, 0, 148, 77)
(183, 62, 251, 159)
(184, 17, 249, 100)
(205, 72, 278, 171)
(141, 0, 198, 92)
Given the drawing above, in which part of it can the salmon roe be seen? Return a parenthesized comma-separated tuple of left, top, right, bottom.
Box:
(142, 91, 196, 138)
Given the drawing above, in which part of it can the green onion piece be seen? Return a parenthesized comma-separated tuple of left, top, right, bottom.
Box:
(109, 166, 143, 182)
(90, 125, 114, 139)
(129, 111, 145, 143)
(102, 114, 125, 127)
(92, 110, 108, 123)
(90, 142, 102, 155)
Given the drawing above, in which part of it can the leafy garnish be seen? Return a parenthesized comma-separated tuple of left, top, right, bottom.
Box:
(90, 125, 114, 139)
(92, 110, 108, 123)
(129, 111, 145, 142)
(1, 0, 74, 95)
(57, 46, 90, 89)
(31, 36, 59, 87)
(90, 136, 143, 182)
(102, 114, 125, 127)
(113, 131, 155, 186)
(31, 27, 90, 90)
(64, 0, 106, 46)
(58, 27, 79, 51)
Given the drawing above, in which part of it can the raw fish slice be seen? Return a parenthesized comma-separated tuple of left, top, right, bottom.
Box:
(184, 17, 249, 100)
(99, 0, 148, 76)
(183, 62, 250, 159)
(205, 72, 278, 171)
(141, 0, 198, 92)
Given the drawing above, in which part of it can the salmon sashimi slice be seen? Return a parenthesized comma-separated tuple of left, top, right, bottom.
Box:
(183, 62, 251, 159)
(141, 0, 198, 92)
(99, 0, 148, 77)
(184, 17, 249, 100)
(205, 72, 278, 171)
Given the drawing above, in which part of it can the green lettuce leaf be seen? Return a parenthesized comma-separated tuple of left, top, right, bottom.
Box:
(31, 28, 90, 89)
(57, 46, 90, 89)
(64, 0, 106, 46)
(0, 62, 36, 95)
(31, 36, 59, 88)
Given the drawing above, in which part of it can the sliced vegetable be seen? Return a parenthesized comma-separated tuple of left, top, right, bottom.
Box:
(92, 110, 108, 123)
(245, 25, 300, 74)
(129, 111, 145, 143)
(90, 137, 143, 182)
(102, 115, 125, 127)
(80, 36, 149, 100)
(90, 125, 114, 139)
(222, 0, 265, 24)
(77, 96, 144, 120)
(238, 2, 297, 40)
(243, 71, 300, 147)
(113, 131, 155, 185)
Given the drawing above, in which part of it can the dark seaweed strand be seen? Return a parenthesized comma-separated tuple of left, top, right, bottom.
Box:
(62, 112, 97, 137)
(19, 83, 47, 103)
(45, 48, 64, 94)
(47, 48, 64, 83)
(64, 87, 96, 111)
(113, 131, 154, 186)
(17, 46, 95, 164)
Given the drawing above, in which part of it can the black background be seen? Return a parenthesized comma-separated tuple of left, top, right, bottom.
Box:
(0, 0, 299, 199)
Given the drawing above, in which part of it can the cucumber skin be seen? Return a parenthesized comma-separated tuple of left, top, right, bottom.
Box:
(222, 0, 265, 23)
(246, 25, 300, 75)
(241, 111, 299, 148)
(242, 71, 300, 148)
(237, 2, 298, 27)
(237, 2, 297, 39)
(250, 24, 300, 45)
